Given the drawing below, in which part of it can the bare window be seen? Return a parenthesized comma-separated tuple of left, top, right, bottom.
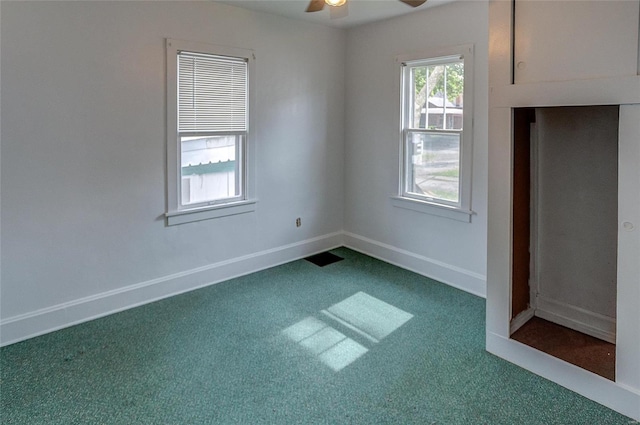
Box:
(395, 45, 474, 221)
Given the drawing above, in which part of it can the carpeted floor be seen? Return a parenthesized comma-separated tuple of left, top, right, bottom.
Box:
(0, 248, 632, 424)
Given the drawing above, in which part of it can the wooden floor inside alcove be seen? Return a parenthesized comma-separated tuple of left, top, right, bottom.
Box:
(511, 317, 615, 381)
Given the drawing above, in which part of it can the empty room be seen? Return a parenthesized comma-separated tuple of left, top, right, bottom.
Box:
(1, 0, 639, 423)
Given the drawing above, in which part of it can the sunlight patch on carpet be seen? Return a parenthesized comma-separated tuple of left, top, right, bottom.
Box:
(321, 292, 413, 343)
(282, 292, 412, 371)
(282, 317, 368, 371)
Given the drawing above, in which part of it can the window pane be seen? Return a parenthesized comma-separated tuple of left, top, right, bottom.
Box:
(411, 67, 427, 129)
(410, 61, 463, 130)
(442, 62, 464, 130)
(405, 132, 460, 203)
(180, 135, 240, 205)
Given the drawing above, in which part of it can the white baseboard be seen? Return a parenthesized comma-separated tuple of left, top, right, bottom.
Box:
(343, 232, 486, 298)
(510, 307, 535, 335)
(535, 296, 616, 344)
(0, 232, 343, 347)
(1, 231, 487, 346)
(487, 331, 640, 422)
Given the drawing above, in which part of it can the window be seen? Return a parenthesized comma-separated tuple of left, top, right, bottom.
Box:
(166, 39, 255, 225)
(393, 45, 474, 222)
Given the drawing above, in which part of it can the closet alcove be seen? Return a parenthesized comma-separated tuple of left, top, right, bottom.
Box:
(509, 105, 619, 381)
(486, 0, 640, 419)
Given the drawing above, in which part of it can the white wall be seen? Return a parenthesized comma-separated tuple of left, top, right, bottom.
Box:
(0, 1, 490, 346)
(533, 106, 619, 342)
(343, 1, 489, 296)
(535, 107, 619, 317)
(0, 1, 346, 343)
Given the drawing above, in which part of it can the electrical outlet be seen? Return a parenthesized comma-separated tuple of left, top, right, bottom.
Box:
(296, 217, 302, 227)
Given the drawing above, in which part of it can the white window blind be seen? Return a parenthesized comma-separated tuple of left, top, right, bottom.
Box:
(178, 51, 248, 133)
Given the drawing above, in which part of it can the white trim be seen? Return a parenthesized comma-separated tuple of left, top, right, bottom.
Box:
(529, 121, 539, 312)
(343, 231, 486, 298)
(509, 307, 534, 335)
(0, 232, 343, 347)
(390, 196, 472, 222)
(535, 296, 616, 344)
(616, 104, 640, 392)
(487, 332, 640, 421)
(1, 232, 489, 346)
(396, 44, 474, 66)
(166, 198, 257, 226)
(491, 75, 640, 108)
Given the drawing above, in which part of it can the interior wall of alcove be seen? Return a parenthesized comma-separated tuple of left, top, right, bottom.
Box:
(511, 105, 619, 341)
(511, 108, 534, 321)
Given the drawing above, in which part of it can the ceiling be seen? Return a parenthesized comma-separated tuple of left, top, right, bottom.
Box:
(218, 0, 458, 29)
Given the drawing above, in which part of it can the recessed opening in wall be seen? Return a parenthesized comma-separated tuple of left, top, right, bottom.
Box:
(509, 105, 619, 381)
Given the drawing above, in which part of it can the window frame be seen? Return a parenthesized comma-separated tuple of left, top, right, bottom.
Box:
(392, 44, 474, 222)
(165, 38, 256, 226)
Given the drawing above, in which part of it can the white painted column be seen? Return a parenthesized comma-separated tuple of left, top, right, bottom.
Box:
(616, 104, 640, 395)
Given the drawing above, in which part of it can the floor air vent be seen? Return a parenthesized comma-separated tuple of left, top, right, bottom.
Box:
(304, 252, 343, 267)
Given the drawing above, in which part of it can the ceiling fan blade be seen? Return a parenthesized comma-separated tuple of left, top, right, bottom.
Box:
(306, 0, 325, 12)
(399, 0, 427, 7)
(329, 1, 349, 19)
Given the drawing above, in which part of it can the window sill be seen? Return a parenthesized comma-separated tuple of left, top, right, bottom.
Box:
(166, 199, 257, 226)
(390, 196, 473, 223)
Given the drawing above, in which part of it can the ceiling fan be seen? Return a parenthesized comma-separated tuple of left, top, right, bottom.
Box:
(306, 0, 427, 13)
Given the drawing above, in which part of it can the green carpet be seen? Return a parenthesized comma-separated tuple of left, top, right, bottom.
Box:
(0, 248, 631, 424)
